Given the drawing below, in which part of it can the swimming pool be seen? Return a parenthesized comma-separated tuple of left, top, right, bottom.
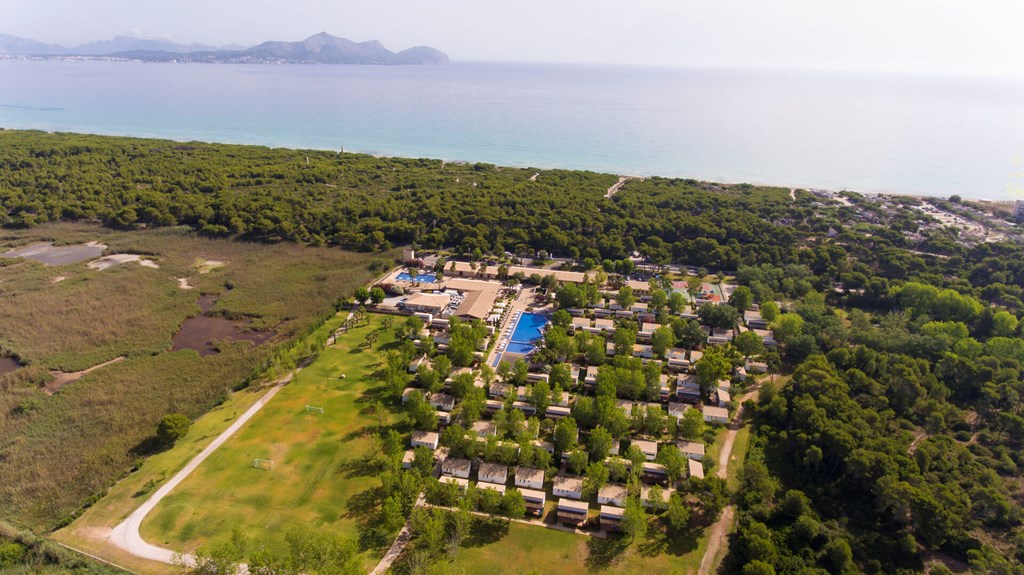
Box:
(510, 312, 548, 345)
(492, 312, 549, 367)
(395, 271, 438, 283)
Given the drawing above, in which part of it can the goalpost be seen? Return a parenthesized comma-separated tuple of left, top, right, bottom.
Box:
(304, 405, 325, 414)
(251, 459, 275, 471)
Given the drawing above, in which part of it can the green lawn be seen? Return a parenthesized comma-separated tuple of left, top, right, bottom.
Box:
(137, 313, 398, 566)
(435, 515, 708, 575)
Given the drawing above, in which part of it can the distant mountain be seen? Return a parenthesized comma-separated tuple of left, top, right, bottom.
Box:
(0, 33, 66, 55)
(68, 35, 222, 55)
(0, 32, 448, 65)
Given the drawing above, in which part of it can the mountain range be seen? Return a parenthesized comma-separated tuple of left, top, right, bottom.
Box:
(0, 32, 449, 65)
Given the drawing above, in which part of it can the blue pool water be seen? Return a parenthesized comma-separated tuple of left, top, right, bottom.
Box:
(396, 272, 438, 283)
(510, 313, 548, 345)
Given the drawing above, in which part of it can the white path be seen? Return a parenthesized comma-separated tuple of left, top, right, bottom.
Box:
(108, 309, 355, 568)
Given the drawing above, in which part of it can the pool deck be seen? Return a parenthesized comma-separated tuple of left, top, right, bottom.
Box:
(487, 286, 546, 367)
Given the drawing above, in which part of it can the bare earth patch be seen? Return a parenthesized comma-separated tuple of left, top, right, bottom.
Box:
(1, 241, 107, 266)
(52, 275, 67, 283)
(88, 254, 160, 270)
(177, 278, 194, 290)
(47, 357, 126, 395)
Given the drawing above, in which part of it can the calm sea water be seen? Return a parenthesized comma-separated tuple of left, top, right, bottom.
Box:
(1, 59, 1023, 199)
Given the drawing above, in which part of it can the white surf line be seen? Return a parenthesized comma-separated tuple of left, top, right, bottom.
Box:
(108, 309, 356, 567)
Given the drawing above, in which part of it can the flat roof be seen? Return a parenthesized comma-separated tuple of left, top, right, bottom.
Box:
(598, 484, 628, 499)
(553, 475, 584, 492)
(412, 430, 439, 443)
(600, 505, 625, 518)
(405, 292, 452, 309)
(557, 498, 590, 512)
(677, 441, 705, 455)
(704, 405, 729, 418)
(441, 457, 471, 473)
(689, 459, 705, 479)
(516, 467, 545, 481)
(520, 488, 546, 501)
(479, 462, 508, 477)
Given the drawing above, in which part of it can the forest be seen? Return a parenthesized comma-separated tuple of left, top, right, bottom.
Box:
(2, 130, 1024, 573)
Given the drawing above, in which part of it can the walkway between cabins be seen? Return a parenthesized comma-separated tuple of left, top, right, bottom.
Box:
(697, 385, 760, 575)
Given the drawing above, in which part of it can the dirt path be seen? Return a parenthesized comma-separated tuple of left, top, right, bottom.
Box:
(789, 188, 796, 201)
(46, 357, 125, 394)
(107, 309, 355, 568)
(908, 430, 929, 455)
(605, 176, 642, 198)
(369, 494, 425, 575)
(698, 386, 759, 575)
(698, 505, 735, 575)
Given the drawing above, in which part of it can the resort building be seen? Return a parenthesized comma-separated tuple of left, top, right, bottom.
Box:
(597, 484, 628, 507)
(677, 440, 705, 460)
(632, 439, 658, 461)
(599, 505, 625, 531)
(440, 475, 470, 490)
(521, 488, 546, 516)
(688, 458, 705, 479)
(404, 292, 452, 315)
(703, 405, 730, 425)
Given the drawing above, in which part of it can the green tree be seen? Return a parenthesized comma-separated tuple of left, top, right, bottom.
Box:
(553, 417, 579, 454)
(733, 330, 764, 358)
(503, 489, 527, 519)
(617, 286, 636, 310)
(156, 413, 191, 446)
(354, 286, 370, 305)
(772, 313, 804, 344)
(679, 408, 705, 440)
(760, 301, 779, 322)
(695, 348, 731, 394)
(369, 286, 386, 305)
(651, 326, 676, 358)
(587, 426, 615, 462)
(621, 497, 648, 543)
(665, 493, 690, 532)
(728, 286, 753, 311)
(583, 461, 609, 499)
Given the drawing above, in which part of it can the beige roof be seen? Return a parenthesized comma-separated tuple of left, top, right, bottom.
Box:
(443, 277, 500, 293)
(405, 292, 451, 310)
(632, 439, 658, 454)
(703, 405, 729, 419)
(455, 288, 499, 319)
(516, 466, 545, 483)
(557, 498, 590, 512)
(479, 462, 508, 479)
(598, 484, 628, 501)
(600, 504, 625, 518)
(677, 441, 705, 456)
(688, 458, 705, 479)
(553, 475, 584, 493)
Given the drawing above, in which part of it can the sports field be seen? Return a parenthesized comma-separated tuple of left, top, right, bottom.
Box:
(135, 313, 398, 565)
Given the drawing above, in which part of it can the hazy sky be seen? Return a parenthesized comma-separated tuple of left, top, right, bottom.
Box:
(4, 0, 1024, 74)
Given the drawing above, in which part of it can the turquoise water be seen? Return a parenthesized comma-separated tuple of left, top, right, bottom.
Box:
(510, 313, 548, 347)
(396, 272, 437, 283)
(1, 60, 1023, 199)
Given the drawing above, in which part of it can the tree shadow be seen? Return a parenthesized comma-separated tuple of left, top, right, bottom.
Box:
(462, 517, 510, 548)
(585, 534, 629, 571)
(335, 453, 382, 479)
(128, 435, 167, 458)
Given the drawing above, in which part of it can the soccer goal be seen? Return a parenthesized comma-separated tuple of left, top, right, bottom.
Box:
(304, 405, 325, 414)
(251, 459, 275, 471)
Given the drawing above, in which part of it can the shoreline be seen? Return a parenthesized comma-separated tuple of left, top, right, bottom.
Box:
(1, 126, 1017, 204)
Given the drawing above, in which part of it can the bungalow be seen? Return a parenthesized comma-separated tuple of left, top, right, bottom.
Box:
(532, 439, 555, 454)
(631, 301, 649, 314)
(489, 383, 513, 399)
(526, 372, 550, 384)
(585, 365, 599, 388)
(659, 374, 672, 401)
(478, 482, 507, 495)
(632, 344, 654, 359)
(552, 475, 584, 500)
(411, 430, 439, 450)
(429, 317, 449, 330)
(402, 387, 429, 404)
(753, 328, 776, 347)
(471, 420, 497, 437)
(521, 488, 546, 516)
(512, 401, 537, 416)
(600, 505, 625, 531)
(594, 318, 615, 332)
(688, 458, 705, 479)
(412, 311, 433, 324)
(614, 309, 634, 319)
(708, 328, 733, 345)
(734, 366, 748, 381)
(668, 402, 690, 421)
(593, 307, 614, 318)
(677, 440, 705, 461)
(516, 385, 530, 402)
(605, 341, 616, 356)
(745, 359, 768, 373)
(479, 462, 509, 485)
(571, 317, 592, 333)
(616, 399, 634, 414)
(515, 466, 545, 490)
(640, 485, 672, 508)
(546, 405, 571, 419)
(717, 379, 732, 392)
(408, 355, 431, 373)
(638, 322, 660, 341)
(429, 392, 456, 412)
(641, 461, 669, 484)
(485, 399, 504, 412)
(702, 405, 730, 425)
(631, 439, 658, 461)
(744, 309, 769, 329)
(557, 498, 589, 526)
(441, 457, 472, 479)
(666, 348, 690, 371)
(676, 374, 701, 404)
(437, 411, 452, 425)
(402, 450, 416, 470)
(566, 307, 586, 317)
(569, 365, 581, 384)
(681, 305, 699, 320)
(689, 349, 704, 365)
(716, 389, 731, 407)
(597, 484, 628, 507)
(440, 475, 470, 490)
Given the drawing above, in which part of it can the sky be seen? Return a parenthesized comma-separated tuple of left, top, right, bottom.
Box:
(4, 0, 1024, 74)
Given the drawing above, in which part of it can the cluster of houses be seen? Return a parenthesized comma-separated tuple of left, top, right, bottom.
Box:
(385, 260, 773, 530)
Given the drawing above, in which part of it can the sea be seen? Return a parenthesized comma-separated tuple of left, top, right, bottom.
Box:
(1, 59, 1023, 200)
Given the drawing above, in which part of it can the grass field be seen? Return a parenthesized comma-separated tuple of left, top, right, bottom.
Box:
(435, 514, 711, 575)
(0, 224, 381, 531)
(136, 313, 398, 569)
